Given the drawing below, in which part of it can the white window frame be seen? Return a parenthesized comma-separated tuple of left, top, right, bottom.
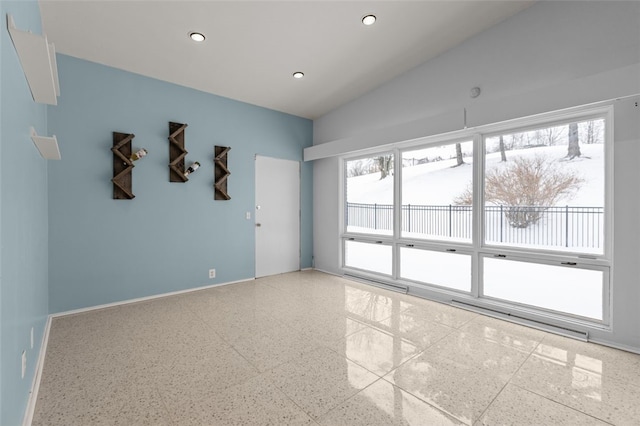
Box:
(479, 111, 612, 260)
(339, 103, 613, 328)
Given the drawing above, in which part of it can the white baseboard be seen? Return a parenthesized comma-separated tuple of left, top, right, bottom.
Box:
(588, 337, 640, 355)
(22, 315, 52, 426)
(311, 268, 341, 277)
(51, 277, 255, 318)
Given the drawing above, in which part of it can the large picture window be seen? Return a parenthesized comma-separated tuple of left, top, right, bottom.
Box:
(341, 106, 611, 326)
(483, 118, 605, 254)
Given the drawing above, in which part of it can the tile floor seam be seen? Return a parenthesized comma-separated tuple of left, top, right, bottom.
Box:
(313, 375, 458, 425)
(473, 377, 514, 424)
(259, 348, 378, 421)
(346, 314, 388, 332)
(230, 337, 323, 374)
(382, 347, 427, 376)
(453, 313, 479, 329)
(326, 316, 373, 341)
(313, 377, 386, 424)
(323, 333, 428, 382)
(513, 353, 640, 425)
(375, 356, 441, 409)
(136, 350, 174, 421)
(251, 371, 321, 425)
(378, 373, 471, 426)
(320, 343, 385, 379)
(507, 382, 617, 426)
(386, 342, 530, 426)
(473, 335, 547, 423)
(150, 384, 178, 426)
(452, 324, 546, 355)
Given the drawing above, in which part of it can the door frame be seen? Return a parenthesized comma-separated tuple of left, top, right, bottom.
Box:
(254, 155, 301, 278)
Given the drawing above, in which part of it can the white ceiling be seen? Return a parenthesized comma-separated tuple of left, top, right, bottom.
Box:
(39, 1, 535, 119)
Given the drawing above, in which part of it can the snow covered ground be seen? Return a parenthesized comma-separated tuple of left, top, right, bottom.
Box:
(347, 143, 604, 206)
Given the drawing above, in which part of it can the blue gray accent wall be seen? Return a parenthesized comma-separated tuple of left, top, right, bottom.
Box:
(0, 1, 50, 425)
(47, 54, 313, 314)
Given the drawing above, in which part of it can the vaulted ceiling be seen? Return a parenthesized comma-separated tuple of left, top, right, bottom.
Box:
(40, 1, 535, 119)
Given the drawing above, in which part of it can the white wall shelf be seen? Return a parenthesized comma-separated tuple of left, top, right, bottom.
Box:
(30, 127, 60, 160)
(7, 14, 60, 105)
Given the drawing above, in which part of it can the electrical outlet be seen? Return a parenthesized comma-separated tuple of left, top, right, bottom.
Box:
(31, 327, 34, 349)
(21, 351, 26, 379)
(209, 269, 216, 279)
(246, 211, 251, 220)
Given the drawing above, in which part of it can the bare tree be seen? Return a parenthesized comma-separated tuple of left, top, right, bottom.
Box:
(566, 123, 581, 159)
(377, 155, 393, 180)
(579, 119, 604, 144)
(499, 135, 507, 162)
(542, 126, 563, 146)
(454, 155, 583, 227)
(509, 132, 524, 149)
(346, 160, 366, 177)
(452, 143, 465, 167)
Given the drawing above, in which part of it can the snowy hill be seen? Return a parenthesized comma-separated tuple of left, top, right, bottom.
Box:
(347, 144, 604, 207)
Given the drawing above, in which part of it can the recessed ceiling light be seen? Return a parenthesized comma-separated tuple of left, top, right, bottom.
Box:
(189, 32, 205, 42)
(293, 72, 304, 79)
(362, 15, 376, 26)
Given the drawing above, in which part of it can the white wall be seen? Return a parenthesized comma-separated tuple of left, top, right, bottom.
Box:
(311, 1, 640, 351)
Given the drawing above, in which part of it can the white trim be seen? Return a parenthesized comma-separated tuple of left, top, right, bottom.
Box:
(588, 338, 640, 356)
(603, 106, 615, 329)
(50, 278, 255, 318)
(22, 316, 52, 426)
(300, 267, 314, 271)
(311, 268, 342, 277)
(338, 158, 346, 268)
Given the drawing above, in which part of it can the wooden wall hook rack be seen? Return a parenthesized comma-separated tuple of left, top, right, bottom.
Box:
(214, 146, 231, 200)
(168, 122, 188, 182)
(112, 132, 135, 199)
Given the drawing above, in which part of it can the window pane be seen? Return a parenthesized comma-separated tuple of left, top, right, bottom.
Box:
(483, 257, 604, 320)
(402, 142, 473, 242)
(483, 119, 605, 254)
(345, 154, 394, 235)
(400, 247, 471, 292)
(344, 240, 392, 275)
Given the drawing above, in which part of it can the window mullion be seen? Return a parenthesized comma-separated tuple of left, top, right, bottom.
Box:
(471, 133, 483, 298)
(393, 148, 402, 280)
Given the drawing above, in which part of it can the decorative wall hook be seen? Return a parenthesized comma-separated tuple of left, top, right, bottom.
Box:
(168, 122, 188, 182)
(214, 146, 231, 200)
(111, 132, 136, 199)
(30, 127, 60, 160)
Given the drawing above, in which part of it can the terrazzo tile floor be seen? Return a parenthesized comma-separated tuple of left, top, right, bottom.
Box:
(33, 270, 640, 425)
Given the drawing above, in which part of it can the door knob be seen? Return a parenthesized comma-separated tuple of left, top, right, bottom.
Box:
(256, 223, 262, 227)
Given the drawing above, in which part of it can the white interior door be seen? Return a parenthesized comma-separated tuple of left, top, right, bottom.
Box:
(255, 156, 300, 278)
